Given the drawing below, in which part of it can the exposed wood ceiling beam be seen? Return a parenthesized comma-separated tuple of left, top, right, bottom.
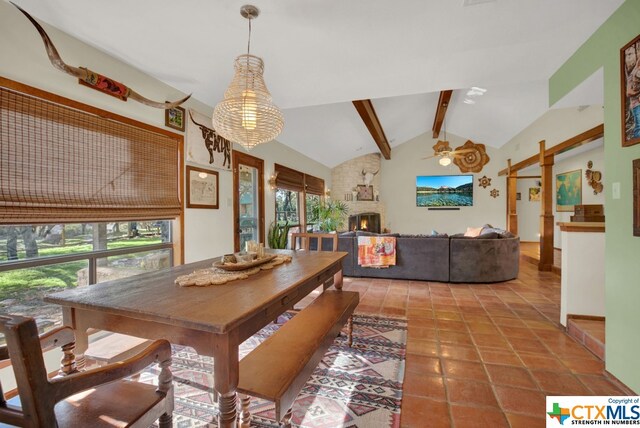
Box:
(432, 90, 453, 138)
(498, 124, 604, 176)
(352, 99, 391, 160)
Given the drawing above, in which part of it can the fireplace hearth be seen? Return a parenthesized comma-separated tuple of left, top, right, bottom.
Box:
(348, 212, 380, 233)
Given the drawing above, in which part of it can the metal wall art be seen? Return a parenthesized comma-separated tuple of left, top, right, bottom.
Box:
(453, 140, 490, 173)
(585, 161, 603, 195)
(478, 175, 492, 188)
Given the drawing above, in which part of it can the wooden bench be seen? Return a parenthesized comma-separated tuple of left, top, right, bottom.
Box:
(237, 290, 359, 427)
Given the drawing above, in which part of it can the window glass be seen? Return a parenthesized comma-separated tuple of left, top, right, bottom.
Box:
(275, 189, 300, 226)
(0, 221, 172, 343)
(0, 222, 171, 263)
(306, 194, 321, 231)
(0, 260, 88, 344)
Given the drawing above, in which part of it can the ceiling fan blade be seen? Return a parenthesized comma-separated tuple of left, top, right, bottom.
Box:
(422, 154, 438, 160)
(451, 149, 475, 154)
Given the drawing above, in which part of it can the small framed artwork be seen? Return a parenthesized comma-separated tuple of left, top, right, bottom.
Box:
(186, 165, 219, 209)
(516, 192, 521, 201)
(622, 34, 640, 147)
(529, 187, 541, 202)
(165, 105, 186, 132)
(634, 158, 640, 236)
(556, 169, 582, 212)
(356, 185, 374, 201)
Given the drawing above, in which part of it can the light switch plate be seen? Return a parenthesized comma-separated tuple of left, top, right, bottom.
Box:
(612, 182, 621, 199)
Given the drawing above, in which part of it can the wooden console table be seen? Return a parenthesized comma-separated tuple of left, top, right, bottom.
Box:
(45, 250, 347, 428)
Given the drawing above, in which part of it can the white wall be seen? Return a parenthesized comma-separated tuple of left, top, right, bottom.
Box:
(0, 2, 329, 263)
(499, 105, 604, 245)
(515, 143, 605, 247)
(499, 106, 604, 163)
(380, 131, 507, 235)
(515, 177, 542, 242)
(560, 230, 605, 325)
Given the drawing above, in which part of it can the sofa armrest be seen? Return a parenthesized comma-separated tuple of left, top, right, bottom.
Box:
(450, 237, 520, 283)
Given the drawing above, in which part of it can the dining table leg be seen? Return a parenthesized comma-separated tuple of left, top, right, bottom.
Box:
(62, 307, 89, 370)
(213, 332, 240, 428)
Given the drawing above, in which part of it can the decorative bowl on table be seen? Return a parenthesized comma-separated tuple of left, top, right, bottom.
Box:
(234, 251, 257, 263)
(214, 253, 277, 271)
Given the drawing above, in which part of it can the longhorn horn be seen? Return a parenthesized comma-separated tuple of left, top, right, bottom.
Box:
(189, 110, 212, 130)
(12, 2, 191, 110)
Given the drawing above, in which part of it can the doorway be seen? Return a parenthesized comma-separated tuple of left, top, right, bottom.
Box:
(233, 150, 265, 252)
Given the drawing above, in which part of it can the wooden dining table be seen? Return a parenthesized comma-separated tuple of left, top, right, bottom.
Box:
(45, 249, 347, 428)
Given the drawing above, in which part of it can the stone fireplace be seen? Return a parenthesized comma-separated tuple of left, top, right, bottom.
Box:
(348, 212, 381, 233)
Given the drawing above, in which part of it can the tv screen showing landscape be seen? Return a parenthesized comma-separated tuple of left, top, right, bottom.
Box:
(416, 175, 473, 207)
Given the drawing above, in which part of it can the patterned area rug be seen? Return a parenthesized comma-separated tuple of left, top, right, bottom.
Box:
(142, 314, 406, 428)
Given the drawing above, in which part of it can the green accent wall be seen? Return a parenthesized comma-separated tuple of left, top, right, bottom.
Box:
(550, 0, 640, 393)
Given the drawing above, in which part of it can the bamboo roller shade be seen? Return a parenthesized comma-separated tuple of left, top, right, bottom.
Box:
(274, 163, 324, 195)
(0, 87, 181, 225)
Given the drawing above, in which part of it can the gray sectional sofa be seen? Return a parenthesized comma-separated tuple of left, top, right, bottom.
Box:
(337, 231, 519, 283)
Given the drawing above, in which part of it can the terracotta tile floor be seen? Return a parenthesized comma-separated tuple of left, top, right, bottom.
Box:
(340, 255, 626, 428)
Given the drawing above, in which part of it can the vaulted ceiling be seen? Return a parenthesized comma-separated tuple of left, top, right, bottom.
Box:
(11, 0, 623, 167)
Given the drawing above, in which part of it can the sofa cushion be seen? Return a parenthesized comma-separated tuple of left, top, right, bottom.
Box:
(355, 231, 400, 237)
(464, 227, 483, 237)
(476, 232, 501, 239)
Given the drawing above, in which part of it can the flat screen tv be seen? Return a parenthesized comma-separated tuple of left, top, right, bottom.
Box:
(416, 175, 473, 207)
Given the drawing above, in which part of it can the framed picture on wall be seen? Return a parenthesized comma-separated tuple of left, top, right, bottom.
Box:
(356, 185, 374, 201)
(529, 187, 541, 202)
(634, 158, 640, 236)
(621, 34, 640, 147)
(186, 165, 219, 209)
(165, 105, 186, 132)
(556, 169, 582, 212)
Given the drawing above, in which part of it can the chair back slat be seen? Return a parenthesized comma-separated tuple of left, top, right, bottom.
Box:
(290, 233, 338, 252)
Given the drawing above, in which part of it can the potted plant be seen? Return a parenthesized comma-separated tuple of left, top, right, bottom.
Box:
(267, 221, 291, 249)
(308, 200, 349, 232)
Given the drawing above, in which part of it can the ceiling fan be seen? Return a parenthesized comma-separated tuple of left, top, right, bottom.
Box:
(422, 121, 474, 166)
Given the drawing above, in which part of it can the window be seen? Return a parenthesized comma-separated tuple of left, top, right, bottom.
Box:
(273, 163, 325, 234)
(0, 79, 183, 344)
(0, 221, 174, 344)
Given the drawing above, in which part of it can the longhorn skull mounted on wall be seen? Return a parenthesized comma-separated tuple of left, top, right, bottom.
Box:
(362, 169, 379, 187)
(12, 2, 191, 109)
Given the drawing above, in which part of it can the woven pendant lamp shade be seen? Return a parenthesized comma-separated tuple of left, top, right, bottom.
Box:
(213, 54, 284, 150)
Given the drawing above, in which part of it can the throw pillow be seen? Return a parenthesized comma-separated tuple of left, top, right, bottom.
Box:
(480, 226, 505, 236)
(464, 227, 483, 237)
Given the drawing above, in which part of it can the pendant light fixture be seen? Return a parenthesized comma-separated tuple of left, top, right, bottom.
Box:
(212, 5, 284, 150)
(438, 118, 452, 166)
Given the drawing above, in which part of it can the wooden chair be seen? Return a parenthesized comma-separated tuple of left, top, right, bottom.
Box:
(290, 232, 338, 252)
(288, 232, 353, 346)
(0, 314, 174, 428)
(290, 233, 342, 290)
